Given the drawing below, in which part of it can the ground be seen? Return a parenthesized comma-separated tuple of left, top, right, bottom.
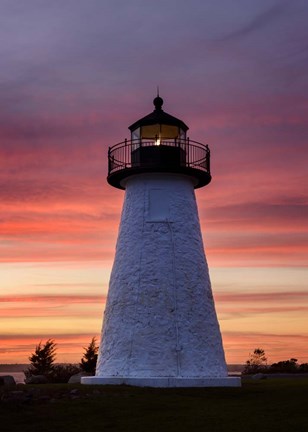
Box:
(0, 378, 307, 432)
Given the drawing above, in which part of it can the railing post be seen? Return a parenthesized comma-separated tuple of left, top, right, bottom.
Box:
(187, 137, 190, 166)
(124, 138, 127, 168)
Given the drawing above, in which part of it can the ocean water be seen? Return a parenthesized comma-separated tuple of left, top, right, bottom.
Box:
(0, 372, 25, 384)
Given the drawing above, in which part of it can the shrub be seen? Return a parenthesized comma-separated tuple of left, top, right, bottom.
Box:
(299, 363, 308, 373)
(49, 364, 81, 383)
(269, 358, 299, 373)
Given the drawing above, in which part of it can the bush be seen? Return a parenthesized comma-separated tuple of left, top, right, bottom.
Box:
(269, 358, 299, 373)
(299, 363, 308, 373)
(49, 364, 81, 383)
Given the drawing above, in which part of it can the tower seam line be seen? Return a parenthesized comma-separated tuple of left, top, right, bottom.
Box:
(167, 218, 181, 377)
(126, 188, 146, 375)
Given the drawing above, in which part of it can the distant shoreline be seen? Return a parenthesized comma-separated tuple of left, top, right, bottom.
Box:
(0, 364, 29, 372)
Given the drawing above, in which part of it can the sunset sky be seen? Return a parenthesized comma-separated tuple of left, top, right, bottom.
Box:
(0, 0, 307, 365)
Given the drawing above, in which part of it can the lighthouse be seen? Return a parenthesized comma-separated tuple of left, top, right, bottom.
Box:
(82, 96, 241, 387)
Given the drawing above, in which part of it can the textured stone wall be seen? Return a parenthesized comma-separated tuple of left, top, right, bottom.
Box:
(96, 173, 227, 378)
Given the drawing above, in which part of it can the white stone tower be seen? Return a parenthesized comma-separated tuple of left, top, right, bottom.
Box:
(82, 96, 240, 387)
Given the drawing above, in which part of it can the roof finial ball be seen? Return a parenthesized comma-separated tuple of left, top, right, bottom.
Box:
(153, 94, 163, 111)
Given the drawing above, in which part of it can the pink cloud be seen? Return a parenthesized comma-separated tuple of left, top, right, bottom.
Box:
(0, 294, 106, 317)
(215, 291, 308, 303)
(0, 294, 105, 304)
(222, 331, 308, 364)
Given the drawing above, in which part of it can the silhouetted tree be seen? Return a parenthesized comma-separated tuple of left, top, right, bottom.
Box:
(269, 358, 299, 373)
(80, 337, 98, 375)
(243, 348, 267, 374)
(24, 339, 57, 379)
(299, 363, 308, 373)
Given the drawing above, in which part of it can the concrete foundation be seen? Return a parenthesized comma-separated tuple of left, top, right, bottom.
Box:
(81, 376, 241, 387)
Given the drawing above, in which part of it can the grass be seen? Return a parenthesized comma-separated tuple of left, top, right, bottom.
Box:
(0, 378, 307, 432)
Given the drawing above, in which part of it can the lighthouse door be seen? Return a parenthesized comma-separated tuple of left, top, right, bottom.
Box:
(147, 189, 170, 222)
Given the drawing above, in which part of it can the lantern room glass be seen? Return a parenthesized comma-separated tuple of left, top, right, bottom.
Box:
(131, 124, 186, 144)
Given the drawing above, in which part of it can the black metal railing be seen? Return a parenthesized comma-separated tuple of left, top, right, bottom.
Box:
(108, 138, 210, 177)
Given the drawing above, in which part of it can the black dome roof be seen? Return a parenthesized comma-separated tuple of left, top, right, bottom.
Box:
(128, 97, 189, 132)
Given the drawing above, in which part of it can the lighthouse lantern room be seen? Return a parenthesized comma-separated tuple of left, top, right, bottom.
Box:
(82, 96, 241, 387)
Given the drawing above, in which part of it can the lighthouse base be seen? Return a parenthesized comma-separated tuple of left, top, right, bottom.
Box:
(81, 376, 241, 388)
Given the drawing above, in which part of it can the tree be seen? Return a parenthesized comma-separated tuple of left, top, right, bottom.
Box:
(269, 358, 298, 373)
(80, 337, 99, 375)
(299, 363, 308, 373)
(243, 348, 267, 375)
(24, 339, 57, 379)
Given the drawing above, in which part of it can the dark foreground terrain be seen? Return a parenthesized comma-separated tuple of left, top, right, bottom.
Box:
(0, 378, 307, 432)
